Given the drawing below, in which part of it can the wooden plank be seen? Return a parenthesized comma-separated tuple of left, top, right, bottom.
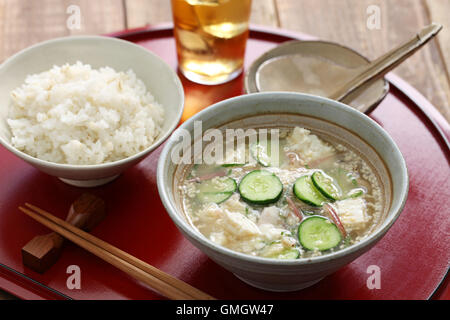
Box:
(125, 0, 172, 28)
(276, 0, 450, 121)
(425, 0, 450, 89)
(125, 0, 279, 28)
(0, 0, 126, 63)
(249, 0, 279, 26)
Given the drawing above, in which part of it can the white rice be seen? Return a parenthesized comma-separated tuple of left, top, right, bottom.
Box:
(7, 61, 164, 165)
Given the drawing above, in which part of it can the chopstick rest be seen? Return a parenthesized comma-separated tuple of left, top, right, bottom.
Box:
(21, 193, 106, 273)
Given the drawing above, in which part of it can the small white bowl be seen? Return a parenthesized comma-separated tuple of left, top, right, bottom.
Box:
(157, 92, 408, 292)
(0, 36, 184, 187)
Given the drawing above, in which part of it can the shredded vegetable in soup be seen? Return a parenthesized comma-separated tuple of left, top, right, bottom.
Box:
(180, 127, 383, 259)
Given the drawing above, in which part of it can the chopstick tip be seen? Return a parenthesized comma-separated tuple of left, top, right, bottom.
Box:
(18, 206, 31, 216)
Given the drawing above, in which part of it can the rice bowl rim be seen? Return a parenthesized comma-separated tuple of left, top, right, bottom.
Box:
(0, 35, 184, 170)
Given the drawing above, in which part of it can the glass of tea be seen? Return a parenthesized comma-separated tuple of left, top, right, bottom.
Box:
(171, 0, 252, 85)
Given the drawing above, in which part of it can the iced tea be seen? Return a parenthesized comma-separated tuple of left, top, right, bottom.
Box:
(171, 0, 252, 85)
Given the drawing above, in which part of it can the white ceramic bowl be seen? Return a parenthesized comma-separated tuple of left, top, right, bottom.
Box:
(0, 36, 184, 187)
(157, 92, 408, 292)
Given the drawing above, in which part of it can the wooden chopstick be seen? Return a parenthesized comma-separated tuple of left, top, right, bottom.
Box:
(19, 204, 215, 300)
(25, 203, 213, 300)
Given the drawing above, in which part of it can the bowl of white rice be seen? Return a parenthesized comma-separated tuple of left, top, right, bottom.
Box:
(0, 36, 184, 187)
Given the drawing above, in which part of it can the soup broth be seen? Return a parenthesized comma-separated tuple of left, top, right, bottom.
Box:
(180, 126, 383, 259)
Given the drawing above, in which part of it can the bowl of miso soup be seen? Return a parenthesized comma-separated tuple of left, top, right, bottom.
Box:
(157, 92, 408, 292)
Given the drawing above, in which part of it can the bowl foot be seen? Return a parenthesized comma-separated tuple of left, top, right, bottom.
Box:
(59, 175, 119, 187)
(233, 273, 324, 292)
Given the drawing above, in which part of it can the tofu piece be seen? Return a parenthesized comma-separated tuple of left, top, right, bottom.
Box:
(199, 203, 222, 221)
(195, 203, 225, 234)
(258, 206, 282, 227)
(221, 193, 246, 215)
(335, 198, 369, 232)
(259, 224, 288, 242)
(221, 210, 261, 239)
(209, 232, 227, 246)
(286, 127, 335, 163)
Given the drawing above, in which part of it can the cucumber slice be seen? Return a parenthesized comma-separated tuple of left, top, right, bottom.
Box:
(196, 177, 237, 204)
(250, 141, 270, 166)
(238, 170, 283, 205)
(326, 167, 358, 193)
(346, 188, 364, 199)
(277, 248, 300, 259)
(293, 175, 327, 207)
(197, 176, 236, 193)
(260, 242, 300, 259)
(221, 163, 245, 167)
(197, 192, 233, 204)
(325, 167, 367, 199)
(298, 216, 342, 251)
(266, 248, 300, 260)
(312, 171, 341, 200)
(301, 209, 316, 216)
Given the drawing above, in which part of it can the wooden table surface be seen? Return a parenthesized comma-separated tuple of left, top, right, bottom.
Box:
(0, 0, 448, 300)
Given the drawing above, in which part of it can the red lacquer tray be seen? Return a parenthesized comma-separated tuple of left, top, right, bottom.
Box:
(0, 24, 448, 300)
